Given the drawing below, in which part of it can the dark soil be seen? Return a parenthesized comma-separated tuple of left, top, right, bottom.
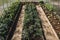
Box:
(41, 4, 60, 39)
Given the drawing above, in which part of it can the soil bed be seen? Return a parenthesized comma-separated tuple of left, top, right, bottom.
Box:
(40, 3, 60, 39)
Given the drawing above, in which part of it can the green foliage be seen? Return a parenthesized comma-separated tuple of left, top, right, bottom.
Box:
(0, 2, 20, 40)
(22, 3, 43, 40)
(39, 1, 45, 4)
(39, 1, 56, 12)
(45, 3, 54, 11)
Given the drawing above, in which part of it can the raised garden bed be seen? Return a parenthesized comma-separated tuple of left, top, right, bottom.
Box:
(39, 1, 60, 39)
(0, 2, 22, 40)
(6, 3, 23, 40)
(1, 2, 59, 40)
(11, 2, 60, 40)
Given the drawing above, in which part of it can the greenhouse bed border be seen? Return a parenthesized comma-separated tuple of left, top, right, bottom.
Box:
(6, 3, 23, 40)
(36, 5, 59, 40)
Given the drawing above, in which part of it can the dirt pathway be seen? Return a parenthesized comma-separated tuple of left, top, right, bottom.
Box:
(36, 5, 59, 40)
(11, 5, 25, 40)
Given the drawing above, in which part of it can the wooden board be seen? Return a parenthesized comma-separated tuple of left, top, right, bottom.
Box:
(11, 5, 25, 40)
(20, 0, 40, 2)
(36, 5, 59, 40)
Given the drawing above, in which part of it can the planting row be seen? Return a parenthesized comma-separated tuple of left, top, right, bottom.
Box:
(22, 3, 44, 40)
(0, 2, 21, 40)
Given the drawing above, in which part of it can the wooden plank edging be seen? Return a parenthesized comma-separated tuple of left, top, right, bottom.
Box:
(36, 5, 59, 40)
(11, 5, 25, 40)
